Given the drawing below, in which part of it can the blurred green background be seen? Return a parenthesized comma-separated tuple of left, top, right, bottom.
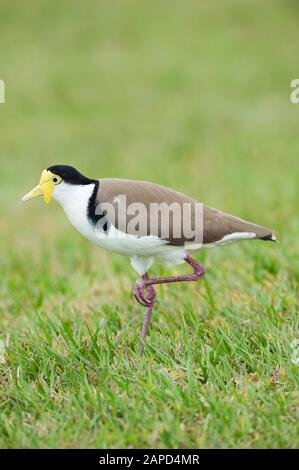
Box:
(0, 0, 298, 448)
(1, 0, 298, 223)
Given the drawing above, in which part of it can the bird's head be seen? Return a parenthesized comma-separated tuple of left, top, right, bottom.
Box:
(21, 165, 94, 204)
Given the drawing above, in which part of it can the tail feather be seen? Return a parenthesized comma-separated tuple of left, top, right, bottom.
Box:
(259, 232, 278, 242)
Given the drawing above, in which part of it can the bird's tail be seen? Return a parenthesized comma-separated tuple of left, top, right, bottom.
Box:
(259, 232, 278, 242)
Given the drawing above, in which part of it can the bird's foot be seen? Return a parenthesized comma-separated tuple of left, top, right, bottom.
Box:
(133, 279, 156, 307)
(133, 258, 205, 344)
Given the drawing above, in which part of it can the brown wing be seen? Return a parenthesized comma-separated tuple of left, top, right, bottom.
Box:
(202, 206, 274, 244)
(96, 179, 275, 245)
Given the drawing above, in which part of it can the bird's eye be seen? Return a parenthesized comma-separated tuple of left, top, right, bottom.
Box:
(53, 176, 61, 184)
(52, 176, 62, 185)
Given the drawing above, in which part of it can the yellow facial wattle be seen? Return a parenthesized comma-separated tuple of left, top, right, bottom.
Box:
(21, 170, 56, 204)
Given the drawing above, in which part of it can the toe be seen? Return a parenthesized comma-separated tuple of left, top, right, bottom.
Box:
(133, 289, 151, 307)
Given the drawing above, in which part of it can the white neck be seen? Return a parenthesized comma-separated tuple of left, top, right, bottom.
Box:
(52, 182, 97, 241)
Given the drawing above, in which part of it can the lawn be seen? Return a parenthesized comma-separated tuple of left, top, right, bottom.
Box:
(0, 0, 298, 448)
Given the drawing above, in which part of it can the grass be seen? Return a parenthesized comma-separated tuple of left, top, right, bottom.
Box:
(0, 0, 298, 448)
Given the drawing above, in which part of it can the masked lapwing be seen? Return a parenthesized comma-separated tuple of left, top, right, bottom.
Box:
(22, 165, 277, 342)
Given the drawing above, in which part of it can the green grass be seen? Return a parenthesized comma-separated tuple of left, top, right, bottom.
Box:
(0, 0, 298, 448)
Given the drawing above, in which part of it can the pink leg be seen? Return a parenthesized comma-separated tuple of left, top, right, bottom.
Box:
(133, 256, 205, 339)
(137, 274, 156, 340)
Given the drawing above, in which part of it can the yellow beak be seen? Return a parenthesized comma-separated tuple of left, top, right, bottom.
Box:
(21, 170, 55, 204)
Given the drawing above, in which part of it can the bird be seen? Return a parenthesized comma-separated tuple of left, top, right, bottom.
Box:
(22, 165, 277, 342)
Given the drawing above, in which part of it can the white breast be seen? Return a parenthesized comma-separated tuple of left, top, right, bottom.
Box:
(53, 182, 98, 243)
